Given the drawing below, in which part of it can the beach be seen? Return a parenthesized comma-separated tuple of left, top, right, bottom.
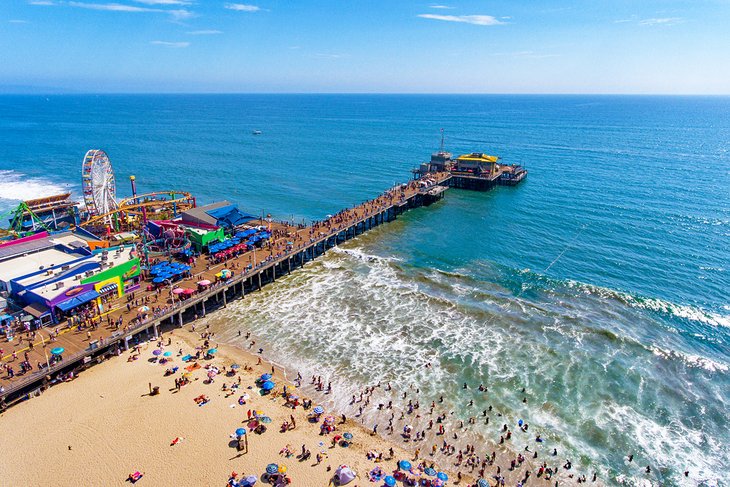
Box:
(0, 320, 586, 486)
(0, 94, 726, 486)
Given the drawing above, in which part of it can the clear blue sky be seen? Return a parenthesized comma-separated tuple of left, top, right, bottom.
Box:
(2, 0, 729, 93)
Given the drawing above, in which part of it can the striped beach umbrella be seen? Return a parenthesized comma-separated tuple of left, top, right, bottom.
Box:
(313, 405, 324, 414)
(265, 464, 279, 475)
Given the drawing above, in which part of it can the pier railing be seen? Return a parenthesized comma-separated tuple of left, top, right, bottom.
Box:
(2, 176, 451, 401)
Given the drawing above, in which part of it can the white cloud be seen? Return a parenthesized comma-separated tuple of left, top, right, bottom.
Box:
(429, 5, 453, 9)
(68, 2, 157, 12)
(615, 15, 684, 26)
(9, 19, 30, 23)
(150, 40, 190, 47)
(417, 14, 504, 26)
(28, 0, 55, 4)
(167, 8, 194, 20)
(639, 17, 683, 26)
(314, 53, 347, 59)
(224, 3, 260, 12)
(187, 29, 222, 35)
(134, 0, 190, 4)
(67, 2, 193, 20)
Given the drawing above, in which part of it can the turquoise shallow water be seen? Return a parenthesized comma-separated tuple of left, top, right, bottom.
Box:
(0, 95, 728, 485)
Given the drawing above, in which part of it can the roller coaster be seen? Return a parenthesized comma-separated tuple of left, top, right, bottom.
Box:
(79, 190, 196, 234)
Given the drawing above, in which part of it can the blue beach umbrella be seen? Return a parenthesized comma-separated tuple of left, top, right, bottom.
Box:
(424, 468, 437, 476)
(207, 348, 217, 355)
(477, 479, 489, 487)
(152, 277, 165, 283)
(384, 476, 396, 487)
(343, 432, 353, 440)
(262, 380, 275, 391)
(50, 347, 64, 355)
(235, 427, 246, 436)
(399, 460, 412, 470)
(260, 373, 272, 381)
(437, 472, 448, 481)
(163, 351, 172, 357)
(313, 406, 324, 414)
(266, 463, 279, 475)
(242, 475, 257, 486)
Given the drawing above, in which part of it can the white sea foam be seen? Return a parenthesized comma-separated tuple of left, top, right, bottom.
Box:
(649, 346, 729, 373)
(564, 278, 730, 329)
(0, 170, 74, 209)
(204, 243, 728, 486)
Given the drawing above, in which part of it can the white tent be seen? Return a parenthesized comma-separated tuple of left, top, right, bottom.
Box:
(335, 465, 356, 485)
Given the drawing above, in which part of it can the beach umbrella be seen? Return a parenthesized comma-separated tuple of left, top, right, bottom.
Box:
(262, 380, 275, 391)
(163, 351, 172, 357)
(477, 479, 489, 487)
(138, 306, 150, 312)
(260, 373, 272, 381)
(235, 427, 246, 436)
(183, 288, 195, 295)
(50, 347, 65, 355)
(208, 370, 217, 379)
(313, 405, 324, 414)
(437, 472, 448, 481)
(197, 279, 211, 286)
(260, 416, 272, 424)
(231, 364, 241, 370)
(172, 288, 185, 294)
(265, 464, 279, 475)
(243, 475, 257, 486)
(207, 348, 218, 355)
(399, 460, 412, 471)
(152, 277, 165, 283)
(152, 349, 163, 356)
(343, 432, 353, 440)
(424, 467, 437, 477)
(277, 465, 287, 474)
(384, 476, 396, 487)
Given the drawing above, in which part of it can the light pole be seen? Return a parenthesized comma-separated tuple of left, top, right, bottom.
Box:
(39, 332, 50, 370)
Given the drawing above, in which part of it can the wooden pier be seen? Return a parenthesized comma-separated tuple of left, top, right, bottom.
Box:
(0, 175, 451, 406)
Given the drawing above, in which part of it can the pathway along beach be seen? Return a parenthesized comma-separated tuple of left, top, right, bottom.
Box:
(0, 320, 592, 486)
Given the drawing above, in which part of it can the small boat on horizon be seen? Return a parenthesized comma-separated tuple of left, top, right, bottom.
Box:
(252, 130, 262, 135)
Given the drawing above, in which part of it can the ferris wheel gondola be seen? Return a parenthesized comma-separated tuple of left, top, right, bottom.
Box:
(82, 149, 118, 218)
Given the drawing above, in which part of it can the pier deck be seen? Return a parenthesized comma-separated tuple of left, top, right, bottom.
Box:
(0, 172, 452, 404)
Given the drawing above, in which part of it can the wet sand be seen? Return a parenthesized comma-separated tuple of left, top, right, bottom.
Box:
(0, 323, 587, 486)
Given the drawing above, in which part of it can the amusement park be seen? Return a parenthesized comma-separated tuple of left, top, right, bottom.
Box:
(0, 142, 522, 408)
(0, 149, 276, 332)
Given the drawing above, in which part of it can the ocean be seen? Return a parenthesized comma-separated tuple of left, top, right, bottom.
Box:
(0, 94, 728, 486)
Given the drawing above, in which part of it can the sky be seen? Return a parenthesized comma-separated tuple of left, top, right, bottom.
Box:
(1, 0, 730, 94)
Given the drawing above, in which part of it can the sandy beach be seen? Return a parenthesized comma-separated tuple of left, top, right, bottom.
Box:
(0, 322, 587, 487)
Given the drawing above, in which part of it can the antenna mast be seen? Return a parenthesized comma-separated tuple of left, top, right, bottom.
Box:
(440, 128, 445, 153)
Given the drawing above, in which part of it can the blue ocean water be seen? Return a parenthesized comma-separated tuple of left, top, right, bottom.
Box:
(0, 95, 728, 485)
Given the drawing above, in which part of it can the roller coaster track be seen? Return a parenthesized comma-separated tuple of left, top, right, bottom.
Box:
(78, 190, 195, 229)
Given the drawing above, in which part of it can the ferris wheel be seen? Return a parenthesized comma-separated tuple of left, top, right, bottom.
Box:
(82, 149, 118, 217)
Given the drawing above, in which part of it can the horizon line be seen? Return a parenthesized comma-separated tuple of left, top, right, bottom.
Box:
(1, 91, 729, 97)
